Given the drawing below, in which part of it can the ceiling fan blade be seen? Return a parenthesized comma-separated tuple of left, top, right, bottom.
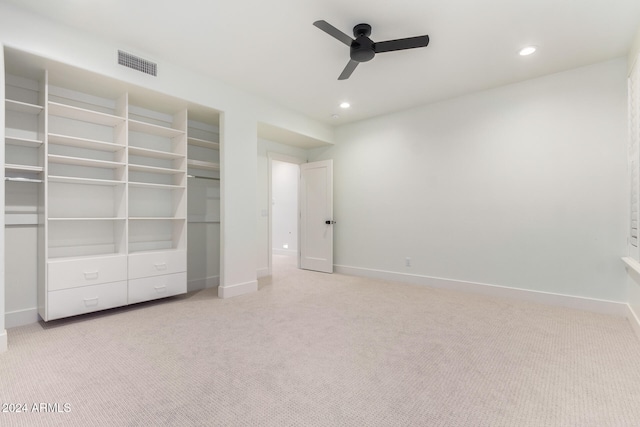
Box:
(374, 35, 430, 53)
(338, 60, 359, 80)
(313, 20, 353, 46)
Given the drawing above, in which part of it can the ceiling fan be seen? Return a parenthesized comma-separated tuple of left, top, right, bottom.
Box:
(313, 20, 430, 80)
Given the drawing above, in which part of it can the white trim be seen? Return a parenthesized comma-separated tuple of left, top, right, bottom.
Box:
(204, 276, 220, 288)
(622, 256, 640, 275)
(621, 257, 640, 342)
(218, 280, 258, 299)
(627, 26, 640, 76)
(188, 275, 219, 291)
(335, 265, 628, 317)
(0, 330, 6, 353)
(267, 152, 306, 165)
(626, 304, 640, 341)
(257, 267, 270, 278)
(6, 308, 39, 328)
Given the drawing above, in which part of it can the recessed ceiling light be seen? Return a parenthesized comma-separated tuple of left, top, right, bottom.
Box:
(340, 102, 351, 109)
(519, 46, 537, 56)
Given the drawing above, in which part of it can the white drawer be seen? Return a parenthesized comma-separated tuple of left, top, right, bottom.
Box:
(128, 272, 186, 304)
(128, 250, 186, 279)
(48, 255, 127, 291)
(47, 280, 128, 321)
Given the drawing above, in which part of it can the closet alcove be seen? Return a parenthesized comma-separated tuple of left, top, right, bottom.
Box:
(3, 47, 220, 324)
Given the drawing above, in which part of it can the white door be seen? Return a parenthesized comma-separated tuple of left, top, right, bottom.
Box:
(300, 160, 334, 273)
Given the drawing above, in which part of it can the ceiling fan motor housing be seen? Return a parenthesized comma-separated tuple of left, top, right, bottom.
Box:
(350, 23, 376, 62)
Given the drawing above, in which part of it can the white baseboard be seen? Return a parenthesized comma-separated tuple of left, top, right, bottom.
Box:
(335, 265, 628, 317)
(218, 280, 258, 299)
(257, 267, 270, 278)
(0, 329, 7, 353)
(626, 304, 640, 341)
(188, 275, 220, 292)
(6, 308, 39, 328)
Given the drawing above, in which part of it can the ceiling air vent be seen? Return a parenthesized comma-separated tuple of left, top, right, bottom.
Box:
(118, 50, 157, 76)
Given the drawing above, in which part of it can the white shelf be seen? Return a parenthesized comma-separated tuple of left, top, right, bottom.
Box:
(127, 248, 185, 256)
(49, 101, 125, 127)
(128, 244, 179, 254)
(128, 181, 185, 190)
(188, 220, 221, 224)
(6, 99, 43, 114)
(6, 213, 39, 225)
(48, 175, 125, 186)
(129, 217, 187, 220)
(47, 251, 125, 262)
(5, 164, 43, 173)
(129, 145, 184, 160)
(48, 154, 125, 169)
(48, 133, 124, 152)
(47, 253, 127, 264)
(187, 159, 220, 170)
(129, 163, 184, 175)
(48, 217, 126, 221)
(5, 136, 43, 148)
(188, 137, 219, 150)
(129, 119, 184, 138)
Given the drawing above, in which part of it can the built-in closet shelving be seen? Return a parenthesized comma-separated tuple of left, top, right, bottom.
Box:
(4, 72, 45, 323)
(44, 84, 129, 320)
(187, 123, 219, 181)
(186, 118, 220, 290)
(127, 103, 188, 304)
(4, 48, 221, 323)
(4, 76, 45, 186)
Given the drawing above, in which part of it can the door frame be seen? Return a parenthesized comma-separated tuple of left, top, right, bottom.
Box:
(267, 152, 305, 276)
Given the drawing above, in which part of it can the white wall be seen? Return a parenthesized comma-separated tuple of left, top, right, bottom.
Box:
(0, 45, 6, 352)
(0, 2, 333, 337)
(272, 160, 299, 255)
(257, 139, 308, 276)
(310, 58, 628, 302)
(626, 27, 640, 332)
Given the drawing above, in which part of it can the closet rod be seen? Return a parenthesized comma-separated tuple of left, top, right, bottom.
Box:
(5, 177, 43, 183)
(187, 175, 220, 181)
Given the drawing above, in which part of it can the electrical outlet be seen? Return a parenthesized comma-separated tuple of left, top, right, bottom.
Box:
(405, 257, 411, 267)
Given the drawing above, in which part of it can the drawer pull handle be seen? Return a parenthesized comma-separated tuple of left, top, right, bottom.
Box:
(154, 263, 167, 271)
(83, 297, 99, 307)
(154, 285, 167, 294)
(83, 271, 99, 280)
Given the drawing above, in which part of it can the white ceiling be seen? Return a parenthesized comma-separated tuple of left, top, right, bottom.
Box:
(6, 0, 640, 126)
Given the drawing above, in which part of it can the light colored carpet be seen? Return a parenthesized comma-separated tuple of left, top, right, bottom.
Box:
(1, 255, 640, 426)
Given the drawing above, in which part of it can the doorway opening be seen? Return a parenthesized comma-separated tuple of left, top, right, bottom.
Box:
(268, 155, 334, 275)
(269, 157, 301, 273)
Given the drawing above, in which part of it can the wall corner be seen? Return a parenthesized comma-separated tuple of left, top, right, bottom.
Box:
(0, 330, 7, 353)
(629, 26, 640, 76)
